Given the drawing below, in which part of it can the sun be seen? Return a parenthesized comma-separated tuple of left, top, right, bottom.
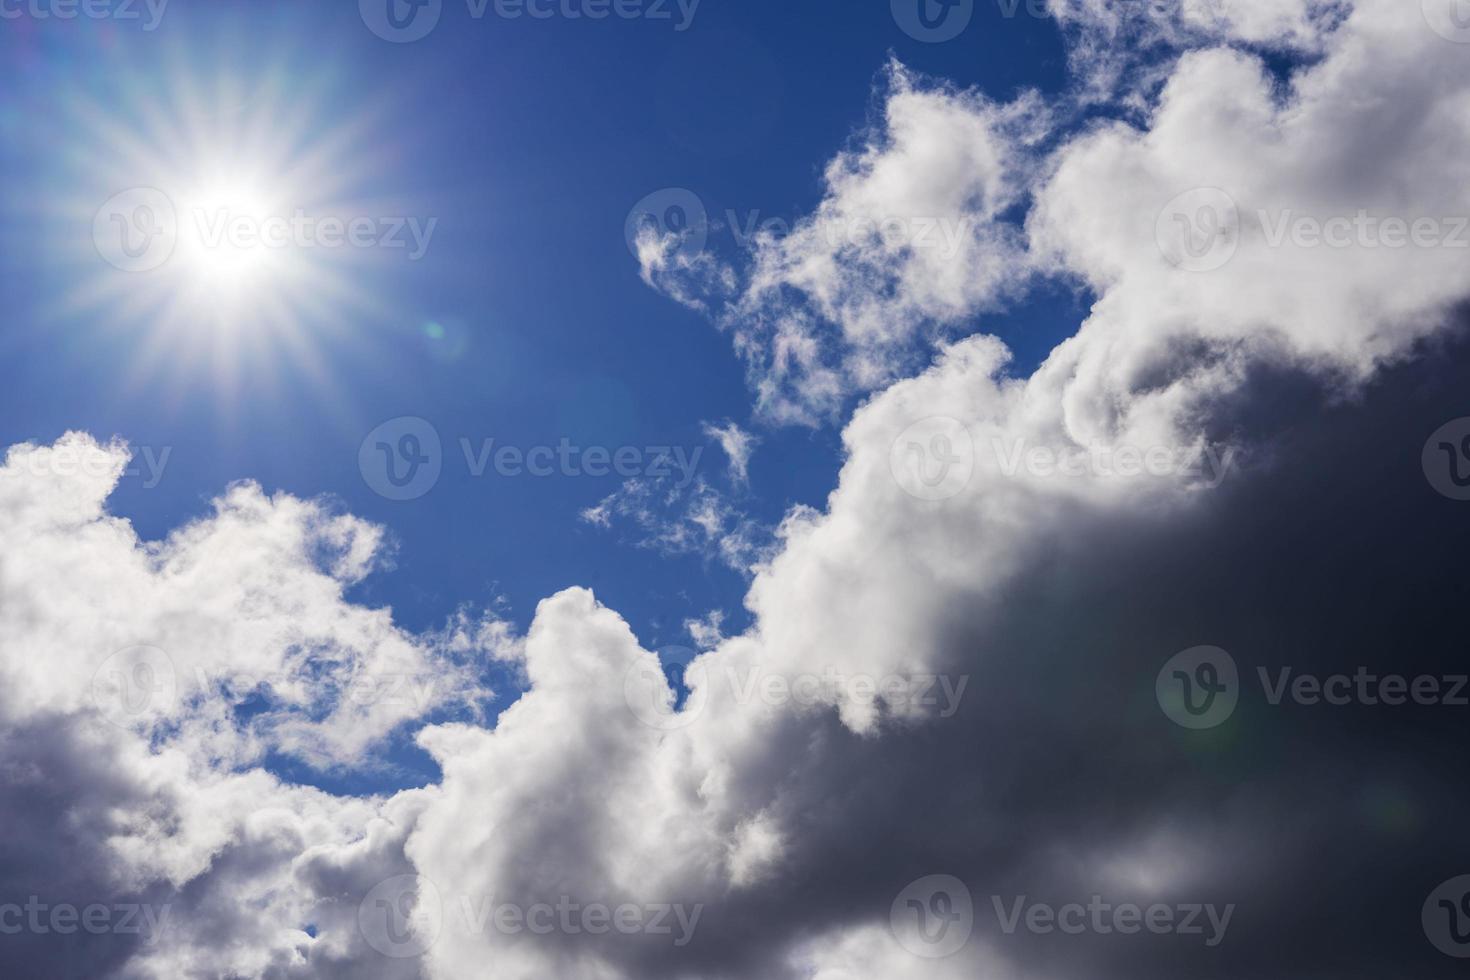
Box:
(44, 34, 429, 409)
(175, 178, 279, 287)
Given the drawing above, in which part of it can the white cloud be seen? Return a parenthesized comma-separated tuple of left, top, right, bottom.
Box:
(690, 62, 1048, 425)
(581, 477, 773, 574)
(701, 420, 758, 486)
(11, 2, 1470, 977)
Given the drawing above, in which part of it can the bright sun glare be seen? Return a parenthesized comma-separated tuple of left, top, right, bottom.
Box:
(53, 50, 418, 404)
(176, 180, 279, 287)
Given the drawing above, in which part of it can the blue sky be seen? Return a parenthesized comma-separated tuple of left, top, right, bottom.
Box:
(7, 1, 1470, 977)
(0, 0, 1082, 786)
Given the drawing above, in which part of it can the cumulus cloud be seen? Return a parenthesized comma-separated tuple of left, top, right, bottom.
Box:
(11, 1, 1470, 978)
(636, 61, 1049, 425)
(0, 435, 506, 977)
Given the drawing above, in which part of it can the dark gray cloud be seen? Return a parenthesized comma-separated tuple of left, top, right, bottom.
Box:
(577, 327, 1470, 980)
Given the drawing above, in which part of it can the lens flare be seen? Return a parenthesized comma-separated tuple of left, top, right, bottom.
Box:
(40, 32, 432, 409)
